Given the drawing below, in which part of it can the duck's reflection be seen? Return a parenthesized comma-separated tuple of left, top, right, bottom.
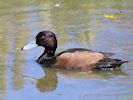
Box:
(57, 68, 128, 79)
(35, 66, 128, 93)
(36, 67, 58, 93)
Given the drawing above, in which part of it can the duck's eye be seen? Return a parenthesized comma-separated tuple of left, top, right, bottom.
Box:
(40, 36, 45, 40)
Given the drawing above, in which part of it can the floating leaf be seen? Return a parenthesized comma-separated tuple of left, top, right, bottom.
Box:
(104, 14, 116, 20)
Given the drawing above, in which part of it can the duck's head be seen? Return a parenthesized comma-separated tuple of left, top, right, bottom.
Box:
(22, 31, 57, 56)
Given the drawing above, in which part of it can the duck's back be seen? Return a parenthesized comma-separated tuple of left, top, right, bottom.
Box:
(53, 48, 112, 70)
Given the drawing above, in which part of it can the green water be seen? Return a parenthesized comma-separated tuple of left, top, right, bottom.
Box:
(0, 0, 133, 100)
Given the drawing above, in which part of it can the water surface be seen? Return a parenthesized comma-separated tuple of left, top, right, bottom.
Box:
(0, 0, 133, 100)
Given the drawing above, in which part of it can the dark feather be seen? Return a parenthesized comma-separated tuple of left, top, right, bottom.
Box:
(94, 58, 128, 71)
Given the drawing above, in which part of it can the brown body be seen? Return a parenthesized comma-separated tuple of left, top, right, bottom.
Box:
(52, 48, 113, 70)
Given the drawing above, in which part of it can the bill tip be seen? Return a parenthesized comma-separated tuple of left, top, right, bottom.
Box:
(21, 47, 23, 50)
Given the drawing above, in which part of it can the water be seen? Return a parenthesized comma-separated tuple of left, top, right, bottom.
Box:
(0, 0, 133, 100)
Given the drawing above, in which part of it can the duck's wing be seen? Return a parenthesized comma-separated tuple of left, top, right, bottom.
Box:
(94, 58, 128, 71)
(53, 48, 106, 69)
(99, 51, 114, 58)
(55, 48, 114, 58)
(52, 48, 127, 70)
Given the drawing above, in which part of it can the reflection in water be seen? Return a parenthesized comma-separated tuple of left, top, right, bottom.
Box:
(33, 66, 128, 93)
(0, 65, 6, 100)
(58, 68, 128, 79)
(12, 53, 24, 90)
(5, 11, 24, 90)
(0, 15, 8, 100)
(36, 67, 58, 93)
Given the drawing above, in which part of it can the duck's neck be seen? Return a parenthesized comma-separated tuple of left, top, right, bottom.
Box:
(45, 47, 56, 57)
(37, 47, 56, 64)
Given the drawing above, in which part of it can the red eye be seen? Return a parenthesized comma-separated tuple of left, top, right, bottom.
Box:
(40, 36, 45, 40)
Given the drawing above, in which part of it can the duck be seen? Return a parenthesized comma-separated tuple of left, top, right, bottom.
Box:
(22, 31, 128, 70)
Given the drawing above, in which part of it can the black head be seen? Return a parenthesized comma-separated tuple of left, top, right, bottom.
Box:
(36, 31, 57, 49)
(22, 31, 57, 64)
(22, 31, 57, 55)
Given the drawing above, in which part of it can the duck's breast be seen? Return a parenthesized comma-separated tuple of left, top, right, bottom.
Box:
(54, 51, 104, 70)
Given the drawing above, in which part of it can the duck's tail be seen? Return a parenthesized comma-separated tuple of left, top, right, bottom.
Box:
(94, 58, 128, 71)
